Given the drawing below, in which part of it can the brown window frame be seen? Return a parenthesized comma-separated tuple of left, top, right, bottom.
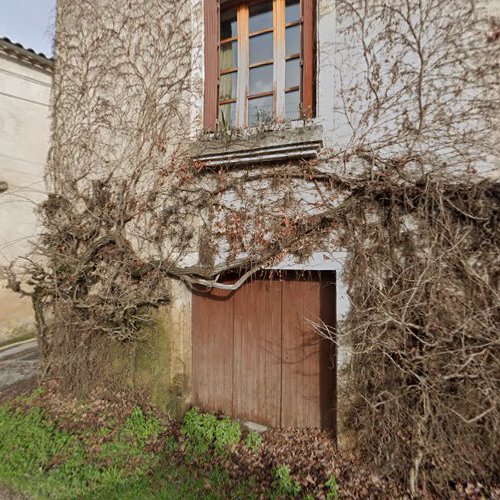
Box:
(204, 0, 316, 131)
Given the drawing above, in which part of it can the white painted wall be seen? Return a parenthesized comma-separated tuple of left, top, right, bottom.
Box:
(316, 0, 336, 147)
(0, 51, 52, 338)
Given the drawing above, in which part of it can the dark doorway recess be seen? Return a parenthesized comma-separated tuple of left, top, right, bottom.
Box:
(192, 271, 336, 432)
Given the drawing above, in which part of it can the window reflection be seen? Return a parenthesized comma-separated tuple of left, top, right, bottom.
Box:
(249, 1, 273, 33)
(285, 0, 300, 24)
(221, 12, 238, 39)
(220, 40, 238, 70)
(219, 72, 238, 100)
(285, 90, 300, 119)
(250, 32, 274, 65)
(249, 95, 274, 125)
(285, 59, 300, 89)
(249, 64, 274, 95)
(217, 0, 308, 128)
(219, 102, 237, 127)
(286, 25, 300, 57)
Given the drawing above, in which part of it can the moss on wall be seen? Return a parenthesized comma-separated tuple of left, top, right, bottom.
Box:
(133, 313, 173, 411)
(106, 287, 191, 418)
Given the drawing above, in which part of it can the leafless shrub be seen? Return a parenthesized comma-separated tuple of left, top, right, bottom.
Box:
(337, 177, 499, 495)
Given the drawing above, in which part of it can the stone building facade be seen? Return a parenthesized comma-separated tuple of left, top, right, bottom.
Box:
(51, 0, 498, 432)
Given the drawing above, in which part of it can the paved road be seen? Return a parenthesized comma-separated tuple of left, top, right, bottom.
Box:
(0, 339, 39, 396)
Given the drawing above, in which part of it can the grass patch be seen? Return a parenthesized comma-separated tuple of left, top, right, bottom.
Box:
(325, 474, 340, 500)
(0, 401, 253, 499)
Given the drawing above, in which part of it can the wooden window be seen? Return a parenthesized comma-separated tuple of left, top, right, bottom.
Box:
(204, 0, 316, 130)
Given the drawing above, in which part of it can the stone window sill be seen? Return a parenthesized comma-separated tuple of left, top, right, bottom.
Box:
(191, 123, 323, 167)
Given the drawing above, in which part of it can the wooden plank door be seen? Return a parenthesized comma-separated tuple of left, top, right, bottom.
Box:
(192, 287, 234, 415)
(233, 278, 282, 427)
(281, 273, 336, 429)
(192, 272, 336, 430)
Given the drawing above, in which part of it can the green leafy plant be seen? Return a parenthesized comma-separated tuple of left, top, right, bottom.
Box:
(181, 408, 241, 457)
(325, 474, 339, 500)
(164, 435, 178, 454)
(18, 385, 45, 404)
(181, 407, 217, 456)
(121, 407, 162, 446)
(245, 431, 262, 453)
(97, 407, 164, 473)
(272, 465, 301, 497)
(214, 416, 241, 453)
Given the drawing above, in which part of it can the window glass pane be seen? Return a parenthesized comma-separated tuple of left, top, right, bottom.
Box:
(219, 72, 238, 100)
(286, 0, 300, 23)
(220, 40, 238, 70)
(221, 11, 237, 39)
(249, 32, 274, 65)
(285, 58, 300, 88)
(285, 90, 300, 119)
(248, 95, 274, 125)
(249, 1, 273, 33)
(286, 25, 300, 57)
(249, 64, 273, 95)
(219, 102, 237, 127)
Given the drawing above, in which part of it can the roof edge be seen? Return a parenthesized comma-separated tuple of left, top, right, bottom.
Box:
(0, 37, 54, 72)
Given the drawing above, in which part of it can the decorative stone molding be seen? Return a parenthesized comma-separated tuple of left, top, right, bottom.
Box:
(191, 123, 323, 167)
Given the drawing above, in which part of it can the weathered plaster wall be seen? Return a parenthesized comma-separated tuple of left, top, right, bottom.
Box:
(0, 53, 51, 340)
(110, 282, 192, 415)
(486, 0, 500, 177)
(316, 0, 336, 147)
(486, 0, 500, 16)
(156, 280, 192, 413)
(53, 0, 196, 399)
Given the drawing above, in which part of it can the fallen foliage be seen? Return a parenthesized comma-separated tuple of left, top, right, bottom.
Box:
(5, 384, 500, 498)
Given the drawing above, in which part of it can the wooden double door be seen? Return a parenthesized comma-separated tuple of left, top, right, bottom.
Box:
(192, 271, 336, 430)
